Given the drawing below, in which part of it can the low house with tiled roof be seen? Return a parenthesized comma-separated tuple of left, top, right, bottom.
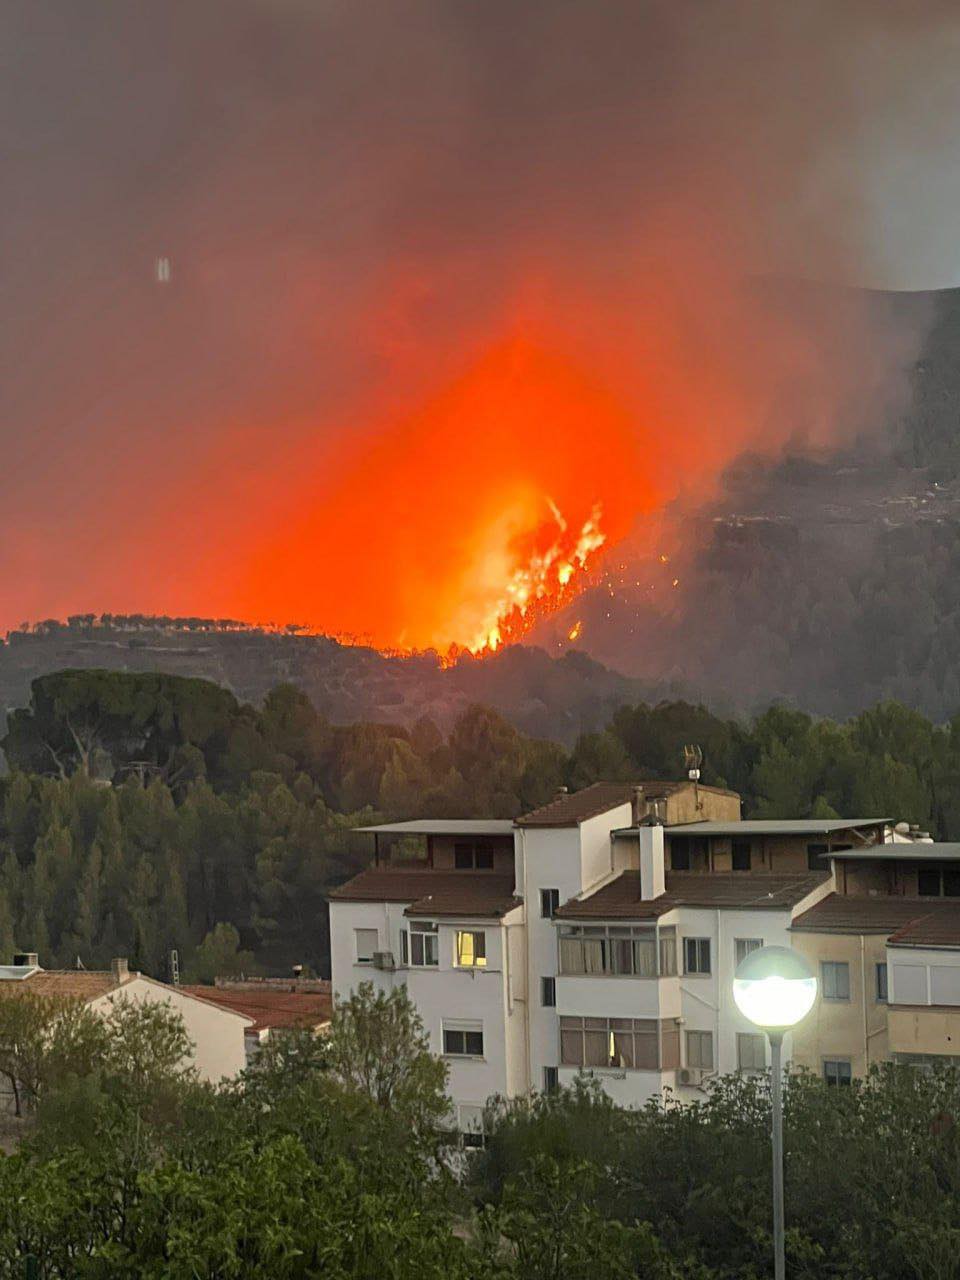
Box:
(181, 980, 332, 1066)
(0, 954, 251, 1085)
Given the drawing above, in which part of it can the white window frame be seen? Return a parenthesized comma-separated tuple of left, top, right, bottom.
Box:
(541, 976, 556, 1007)
(685, 1029, 714, 1070)
(821, 960, 850, 1001)
(442, 1019, 484, 1058)
(454, 929, 487, 967)
(823, 1058, 852, 1086)
(355, 928, 378, 964)
(683, 936, 711, 976)
(541, 888, 560, 918)
(734, 938, 762, 969)
(737, 1031, 766, 1072)
(876, 962, 888, 1003)
(404, 920, 439, 968)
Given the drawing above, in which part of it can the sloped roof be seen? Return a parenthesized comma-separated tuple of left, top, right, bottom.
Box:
(182, 986, 332, 1033)
(0, 970, 132, 1001)
(329, 868, 520, 918)
(652, 819, 887, 837)
(516, 780, 738, 828)
(354, 820, 514, 836)
(791, 893, 960, 937)
(556, 870, 827, 920)
(887, 910, 960, 948)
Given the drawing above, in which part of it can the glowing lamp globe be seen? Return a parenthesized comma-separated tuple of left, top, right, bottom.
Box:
(733, 945, 817, 1031)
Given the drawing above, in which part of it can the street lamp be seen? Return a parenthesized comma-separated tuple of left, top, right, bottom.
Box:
(733, 946, 817, 1280)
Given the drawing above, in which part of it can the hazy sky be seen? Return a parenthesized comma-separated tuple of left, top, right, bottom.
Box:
(3, 1, 960, 642)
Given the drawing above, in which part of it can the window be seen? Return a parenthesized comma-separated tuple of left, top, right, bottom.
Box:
(559, 1016, 678, 1070)
(732, 841, 752, 871)
(807, 843, 829, 870)
(823, 1059, 852, 1086)
(454, 842, 494, 870)
(684, 937, 711, 975)
(405, 921, 439, 967)
(670, 837, 691, 871)
(558, 925, 676, 977)
(443, 1021, 484, 1056)
(455, 930, 487, 967)
(737, 1032, 766, 1072)
(355, 928, 378, 963)
(541, 976, 556, 1007)
(821, 960, 850, 1001)
(686, 1030, 714, 1070)
(919, 866, 941, 896)
(919, 864, 960, 897)
(541, 887, 560, 918)
(735, 938, 762, 969)
(876, 962, 888, 1003)
(543, 1066, 559, 1092)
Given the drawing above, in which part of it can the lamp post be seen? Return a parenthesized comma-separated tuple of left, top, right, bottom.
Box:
(733, 946, 817, 1280)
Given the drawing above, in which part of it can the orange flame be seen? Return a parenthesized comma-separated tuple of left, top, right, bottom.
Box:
(465, 503, 604, 656)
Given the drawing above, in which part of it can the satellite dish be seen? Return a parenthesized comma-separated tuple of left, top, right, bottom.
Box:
(155, 256, 171, 284)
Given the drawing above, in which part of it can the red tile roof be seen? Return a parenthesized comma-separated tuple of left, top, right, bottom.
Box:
(791, 893, 960, 938)
(556, 870, 828, 920)
(887, 909, 960, 948)
(329, 868, 520, 918)
(181, 986, 332, 1033)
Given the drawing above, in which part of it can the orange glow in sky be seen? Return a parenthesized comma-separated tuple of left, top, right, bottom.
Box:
(239, 335, 651, 654)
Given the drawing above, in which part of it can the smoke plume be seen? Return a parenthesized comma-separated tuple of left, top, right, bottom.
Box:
(2, 1, 959, 647)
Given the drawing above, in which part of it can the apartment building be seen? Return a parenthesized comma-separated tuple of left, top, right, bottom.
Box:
(329, 780, 958, 1131)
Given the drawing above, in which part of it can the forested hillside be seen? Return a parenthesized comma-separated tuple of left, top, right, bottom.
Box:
(2, 669, 960, 980)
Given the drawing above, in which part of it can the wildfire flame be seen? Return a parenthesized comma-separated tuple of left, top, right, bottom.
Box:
(462, 502, 605, 656)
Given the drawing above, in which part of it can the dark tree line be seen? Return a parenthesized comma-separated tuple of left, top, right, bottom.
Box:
(2, 669, 960, 978)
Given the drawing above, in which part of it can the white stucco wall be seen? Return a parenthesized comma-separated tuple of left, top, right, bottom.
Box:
(92, 977, 250, 1082)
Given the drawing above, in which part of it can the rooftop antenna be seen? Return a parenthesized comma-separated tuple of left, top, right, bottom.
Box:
(683, 744, 703, 809)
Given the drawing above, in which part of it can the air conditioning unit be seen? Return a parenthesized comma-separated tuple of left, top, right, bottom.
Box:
(678, 1066, 705, 1087)
(372, 951, 395, 971)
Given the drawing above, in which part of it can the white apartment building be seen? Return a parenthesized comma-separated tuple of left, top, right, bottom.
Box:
(329, 781, 937, 1132)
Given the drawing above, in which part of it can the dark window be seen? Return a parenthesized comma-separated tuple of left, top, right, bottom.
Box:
(821, 961, 850, 1001)
(919, 866, 942, 896)
(443, 1026, 484, 1056)
(454, 843, 473, 869)
(541, 888, 560, 918)
(541, 976, 556, 1007)
(944, 864, 960, 897)
(454, 842, 495, 870)
(684, 937, 711, 975)
(543, 1066, 559, 1093)
(732, 841, 752, 871)
(824, 1059, 852, 1086)
(876, 963, 888, 1003)
(670, 837, 691, 871)
(807, 843, 829, 870)
(461, 1131, 485, 1149)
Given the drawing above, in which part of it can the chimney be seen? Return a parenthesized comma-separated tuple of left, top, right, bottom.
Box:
(13, 952, 38, 968)
(110, 957, 129, 983)
(638, 819, 665, 901)
(631, 785, 646, 825)
(554, 785, 569, 800)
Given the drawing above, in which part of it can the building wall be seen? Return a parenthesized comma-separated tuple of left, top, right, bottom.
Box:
(93, 977, 248, 1082)
(519, 823, 586, 1094)
(661, 785, 741, 825)
(330, 900, 409, 1003)
(790, 933, 889, 1077)
(887, 1006, 960, 1060)
(553, 905, 797, 1106)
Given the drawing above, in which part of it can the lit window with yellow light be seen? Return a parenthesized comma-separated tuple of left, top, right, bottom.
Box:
(455, 930, 487, 967)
